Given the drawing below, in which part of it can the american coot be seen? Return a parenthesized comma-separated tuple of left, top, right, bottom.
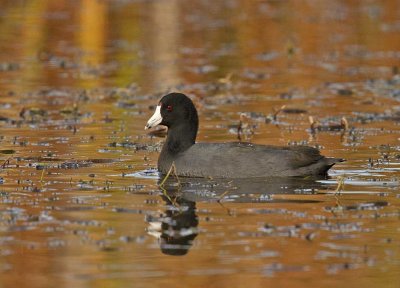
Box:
(145, 93, 342, 178)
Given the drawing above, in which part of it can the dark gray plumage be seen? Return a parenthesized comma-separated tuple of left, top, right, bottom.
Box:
(146, 93, 343, 178)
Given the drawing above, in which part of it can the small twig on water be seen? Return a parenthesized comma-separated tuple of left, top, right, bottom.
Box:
(309, 116, 318, 134)
(218, 190, 231, 202)
(217, 200, 234, 216)
(218, 72, 233, 84)
(1, 157, 12, 169)
(217, 181, 236, 215)
(335, 175, 345, 195)
(159, 162, 181, 207)
(237, 113, 254, 142)
(159, 185, 178, 207)
(237, 118, 243, 142)
(330, 175, 346, 216)
(40, 167, 46, 182)
(159, 162, 180, 188)
(40, 166, 46, 189)
(272, 105, 286, 121)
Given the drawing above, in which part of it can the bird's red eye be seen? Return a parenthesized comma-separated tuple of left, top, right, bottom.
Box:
(167, 105, 173, 112)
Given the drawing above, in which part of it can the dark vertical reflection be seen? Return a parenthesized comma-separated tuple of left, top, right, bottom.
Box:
(147, 185, 199, 256)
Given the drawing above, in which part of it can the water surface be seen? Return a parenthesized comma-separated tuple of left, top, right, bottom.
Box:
(0, 1, 399, 287)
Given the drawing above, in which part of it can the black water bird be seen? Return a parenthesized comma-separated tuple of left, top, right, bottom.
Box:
(145, 93, 342, 178)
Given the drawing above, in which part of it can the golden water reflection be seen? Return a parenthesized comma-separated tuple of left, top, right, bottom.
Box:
(0, 1, 399, 288)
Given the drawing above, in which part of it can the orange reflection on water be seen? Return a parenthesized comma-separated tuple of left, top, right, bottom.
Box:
(0, 1, 399, 288)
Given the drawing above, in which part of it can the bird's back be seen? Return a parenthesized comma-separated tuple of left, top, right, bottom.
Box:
(158, 142, 341, 178)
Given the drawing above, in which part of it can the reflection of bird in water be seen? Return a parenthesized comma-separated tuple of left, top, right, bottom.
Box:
(146, 175, 338, 255)
(159, 176, 334, 204)
(146, 188, 198, 256)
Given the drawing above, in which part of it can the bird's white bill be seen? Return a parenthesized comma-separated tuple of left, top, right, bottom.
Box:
(145, 105, 162, 130)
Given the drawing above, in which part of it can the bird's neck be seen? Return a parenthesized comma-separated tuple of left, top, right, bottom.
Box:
(164, 123, 197, 155)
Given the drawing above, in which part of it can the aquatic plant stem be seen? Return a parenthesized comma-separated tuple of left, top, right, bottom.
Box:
(159, 162, 180, 188)
(40, 167, 45, 182)
(159, 162, 181, 207)
(331, 175, 345, 215)
(40, 166, 46, 189)
(217, 200, 234, 216)
(218, 190, 231, 202)
(159, 185, 178, 207)
(1, 157, 12, 169)
(335, 175, 345, 195)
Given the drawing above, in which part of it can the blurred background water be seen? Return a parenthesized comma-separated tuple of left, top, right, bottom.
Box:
(0, 1, 399, 287)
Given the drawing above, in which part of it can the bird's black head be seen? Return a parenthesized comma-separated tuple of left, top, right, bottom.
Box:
(145, 93, 199, 131)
